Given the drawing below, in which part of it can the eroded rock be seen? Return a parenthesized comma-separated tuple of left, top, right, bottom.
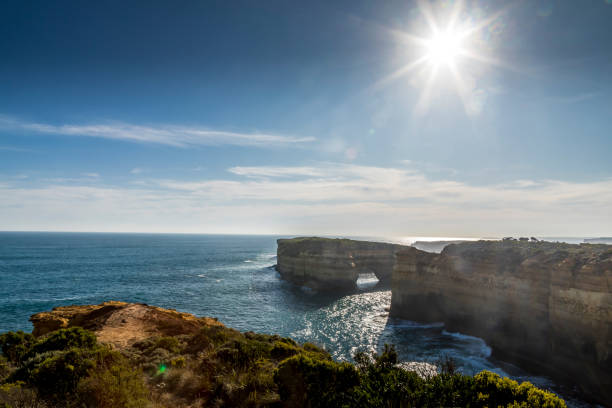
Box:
(276, 237, 408, 290)
(390, 240, 612, 404)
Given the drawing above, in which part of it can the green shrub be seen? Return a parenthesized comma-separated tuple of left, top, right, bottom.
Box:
(473, 371, 566, 408)
(29, 327, 97, 357)
(275, 354, 359, 408)
(151, 337, 181, 354)
(216, 339, 272, 368)
(0, 356, 9, 382)
(270, 340, 300, 360)
(0, 331, 34, 364)
(302, 342, 323, 353)
(0, 382, 46, 408)
(76, 358, 150, 408)
(24, 348, 96, 400)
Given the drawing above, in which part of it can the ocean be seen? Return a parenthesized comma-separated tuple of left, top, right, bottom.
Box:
(0, 232, 589, 405)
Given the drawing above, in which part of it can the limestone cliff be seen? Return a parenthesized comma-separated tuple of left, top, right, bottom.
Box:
(276, 237, 409, 290)
(30, 301, 223, 348)
(390, 240, 612, 404)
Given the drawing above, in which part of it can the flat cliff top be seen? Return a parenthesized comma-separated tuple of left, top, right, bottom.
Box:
(441, 240, 612, 268)
(441, 239, 611, 256)
(277, 236, 408, 254)
(396, 240, 611, 292)
(398, 239, 612, 262)
(29, 301, 223, 349)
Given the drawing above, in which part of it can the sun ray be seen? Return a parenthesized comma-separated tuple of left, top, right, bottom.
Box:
(417, 0, 441, 35)
(414, 64, 439, 115)
(373, 55, 430, 90)
(459, 49, 525, 74)
(448, 62, 472, 115)
(446, 0, 464, 32)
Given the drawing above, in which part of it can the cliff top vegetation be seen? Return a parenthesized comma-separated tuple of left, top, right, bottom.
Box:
(0, 302, 566, 408)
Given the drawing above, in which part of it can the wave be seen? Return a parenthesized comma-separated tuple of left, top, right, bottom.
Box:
(442, 330, 492, 357)
(386, 318, 445, 330)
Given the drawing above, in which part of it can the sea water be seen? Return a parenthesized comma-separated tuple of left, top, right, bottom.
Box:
(0, 232, 589, 406)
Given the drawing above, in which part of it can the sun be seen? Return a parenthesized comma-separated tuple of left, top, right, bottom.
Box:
(372, 1, 508, 115)
(425, 31, 463, 66)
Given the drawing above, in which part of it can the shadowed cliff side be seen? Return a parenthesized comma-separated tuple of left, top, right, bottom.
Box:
(276, 237, 409, 290)
(390, 240, 612, 405)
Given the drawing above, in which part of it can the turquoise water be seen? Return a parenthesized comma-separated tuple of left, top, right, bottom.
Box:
(0, 232, 585, 404)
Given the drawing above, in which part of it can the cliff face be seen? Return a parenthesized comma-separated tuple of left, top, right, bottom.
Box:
(390, 240, 612, 404)
(276, 237, 408, 290)
(30, 301, 223, 348)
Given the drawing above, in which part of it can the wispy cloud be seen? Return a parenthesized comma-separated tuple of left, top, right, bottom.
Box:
(228, 166, 328, 178)
(0, 116, 315, 148)
(2, 163, 608, 236)
(130, 168, 144, 174)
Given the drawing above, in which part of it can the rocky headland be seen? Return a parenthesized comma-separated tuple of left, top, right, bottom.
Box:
(275, 237, 409, 289)
(391, 240, 612, 404)
(29, 301, 224, 349)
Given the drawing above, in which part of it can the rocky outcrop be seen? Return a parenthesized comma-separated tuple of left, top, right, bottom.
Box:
(390, 240, 612, 404)
(30, 301, 223, 349)
(276, 237, 409, 290)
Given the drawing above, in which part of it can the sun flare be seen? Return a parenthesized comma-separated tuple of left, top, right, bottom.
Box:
(375, 1, 507, 115)
(425, 31, 463, 66)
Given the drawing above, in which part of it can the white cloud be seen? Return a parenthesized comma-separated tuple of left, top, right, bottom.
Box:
(228, 166, 327, 178)
(0, 163, 610, 236)
(130, 168, 143, 174)
(82, 172, 99, 178)
(0, 116, 315, 148)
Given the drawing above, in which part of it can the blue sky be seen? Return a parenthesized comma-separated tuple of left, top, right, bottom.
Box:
(1, 0, 611, 236)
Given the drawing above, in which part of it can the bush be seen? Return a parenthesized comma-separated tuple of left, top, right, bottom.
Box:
(0, 332, 34, 364)
(275, 354, 359, 408)
(270, 340, 300, 360)
(77, 357, 150, 408)
(473, 371, 566, 408)
(0, 382, 47, 408)
(216, 339, 272, 368)
(24, 348, 96, 400)
(28, 327, 97, 357)
(151, 337, 181, 354)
